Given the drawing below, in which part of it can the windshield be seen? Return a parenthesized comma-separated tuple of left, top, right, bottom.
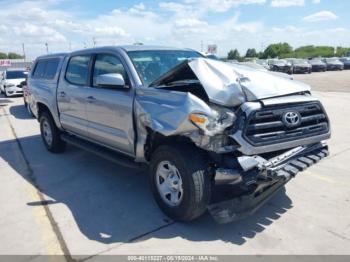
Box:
(293, 59, 308, 64)
(241, 62, 265, 70)
(326, 58, 339, 62)
(127, 50, 202, 86)
(271, 60, 286, 65)
(6, 70, 27, 79)
(257, 60, 267, 65)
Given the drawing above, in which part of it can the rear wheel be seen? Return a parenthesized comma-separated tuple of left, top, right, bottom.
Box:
(40, 111, 66, 153)
(150, 144, 212, 222)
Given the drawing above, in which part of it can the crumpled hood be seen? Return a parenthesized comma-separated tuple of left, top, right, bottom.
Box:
(228, 62, 311, 102)
(152, 58, 311, 107)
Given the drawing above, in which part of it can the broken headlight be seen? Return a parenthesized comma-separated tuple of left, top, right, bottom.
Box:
(189, 106, 236, 136)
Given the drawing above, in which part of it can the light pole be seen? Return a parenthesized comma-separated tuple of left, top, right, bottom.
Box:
(45, 43, 49, 54)
(22, 43, 26, 61)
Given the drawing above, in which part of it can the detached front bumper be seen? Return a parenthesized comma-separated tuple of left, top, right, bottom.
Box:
(208, 142, 329, 224)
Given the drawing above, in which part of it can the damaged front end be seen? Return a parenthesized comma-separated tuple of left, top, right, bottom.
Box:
(134, 57, 331, 223)
(209, 142, 329, 224)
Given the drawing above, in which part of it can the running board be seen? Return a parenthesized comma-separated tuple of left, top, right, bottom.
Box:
(61, 134, 143, 170)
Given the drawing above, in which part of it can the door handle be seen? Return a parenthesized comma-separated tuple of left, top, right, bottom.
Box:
(59, 91, 66, 97)
(86, 96, 96, 103)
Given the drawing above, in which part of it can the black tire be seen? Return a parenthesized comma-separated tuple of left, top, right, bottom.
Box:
(39, 111, 66, 153)
(150, 144, 211, 222)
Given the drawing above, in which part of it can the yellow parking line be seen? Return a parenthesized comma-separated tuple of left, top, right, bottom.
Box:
(1, 107, 64, 255)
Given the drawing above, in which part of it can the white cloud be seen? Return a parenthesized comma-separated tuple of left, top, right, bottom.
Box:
(272, 26, 301, 33)
(0, 0, 348, 59)
(13, 23, 66, 42)
(302, 11, 338, 22)
(312, 0, 321, 4)
(271, 0, 304, 7)
(160, 0, 266, 15)
(192, 0, 266, 13)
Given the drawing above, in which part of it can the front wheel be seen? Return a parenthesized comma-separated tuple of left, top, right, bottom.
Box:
(150, 144, 212, 222)
(40, 111, 66, 153)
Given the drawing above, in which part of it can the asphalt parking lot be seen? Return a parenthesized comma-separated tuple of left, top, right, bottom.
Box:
(0, 71, 350, 258)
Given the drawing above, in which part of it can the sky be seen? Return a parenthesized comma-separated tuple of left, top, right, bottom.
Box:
(0, 0, 349, 59)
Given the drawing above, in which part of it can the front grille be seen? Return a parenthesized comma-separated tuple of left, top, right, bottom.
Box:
(243, 102, 329, 146)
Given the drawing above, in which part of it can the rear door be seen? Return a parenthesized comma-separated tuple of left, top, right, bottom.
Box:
(85, 53, 135, 156)
(57, 55, 91, 138)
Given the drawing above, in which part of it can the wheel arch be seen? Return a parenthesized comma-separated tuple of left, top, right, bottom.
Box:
(144, 127, 201, 162)
(36, 102, 63, 130)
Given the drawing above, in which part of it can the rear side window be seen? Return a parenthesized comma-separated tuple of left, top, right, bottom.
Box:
(45, 59, 60, 79)
(65, 55, 90, 85)
(33, 61, 46, 78)
(33, 58, 60, 79)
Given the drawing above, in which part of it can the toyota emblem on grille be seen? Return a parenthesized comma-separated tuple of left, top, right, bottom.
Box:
(282, 111, 301, 128)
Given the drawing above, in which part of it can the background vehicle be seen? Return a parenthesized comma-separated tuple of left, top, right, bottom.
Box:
(268, 59, 293, 74)
(324, 58, 344, 71)
(256, 59, 270, 70)
(288, 59, 312, 74)
(339, 57, 350, 69)
(28, 46, 330, 224)
(0, 69, 27, 97)
(239, 62, 293, 80)
(309, 58, 327, 72)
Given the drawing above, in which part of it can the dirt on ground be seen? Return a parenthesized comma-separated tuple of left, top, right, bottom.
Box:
(293, 70, 350, 92)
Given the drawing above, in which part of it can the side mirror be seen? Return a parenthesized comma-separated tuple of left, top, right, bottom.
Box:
(96, 73, 127, 89)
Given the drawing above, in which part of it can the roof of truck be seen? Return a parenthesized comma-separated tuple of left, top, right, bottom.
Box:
(119, 45, 193, 52)
(71, 45, 193, 54)
(34, 46, 196, 60)
(35, 53, 68, 61)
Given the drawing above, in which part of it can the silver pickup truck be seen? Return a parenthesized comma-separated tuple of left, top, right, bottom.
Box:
(27, 46, 331, 224)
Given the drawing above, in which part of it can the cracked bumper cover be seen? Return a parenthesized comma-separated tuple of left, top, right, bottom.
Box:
(208, 142, 329, 224)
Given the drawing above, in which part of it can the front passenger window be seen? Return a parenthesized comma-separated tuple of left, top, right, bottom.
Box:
(93, 54, 127, 87)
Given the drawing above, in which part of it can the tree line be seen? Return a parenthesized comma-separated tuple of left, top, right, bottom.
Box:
(0, 52, 24, 59)
(227, 43, 350, 61)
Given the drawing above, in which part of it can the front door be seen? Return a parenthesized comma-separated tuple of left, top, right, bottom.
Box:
(85, 53, 135, 156)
